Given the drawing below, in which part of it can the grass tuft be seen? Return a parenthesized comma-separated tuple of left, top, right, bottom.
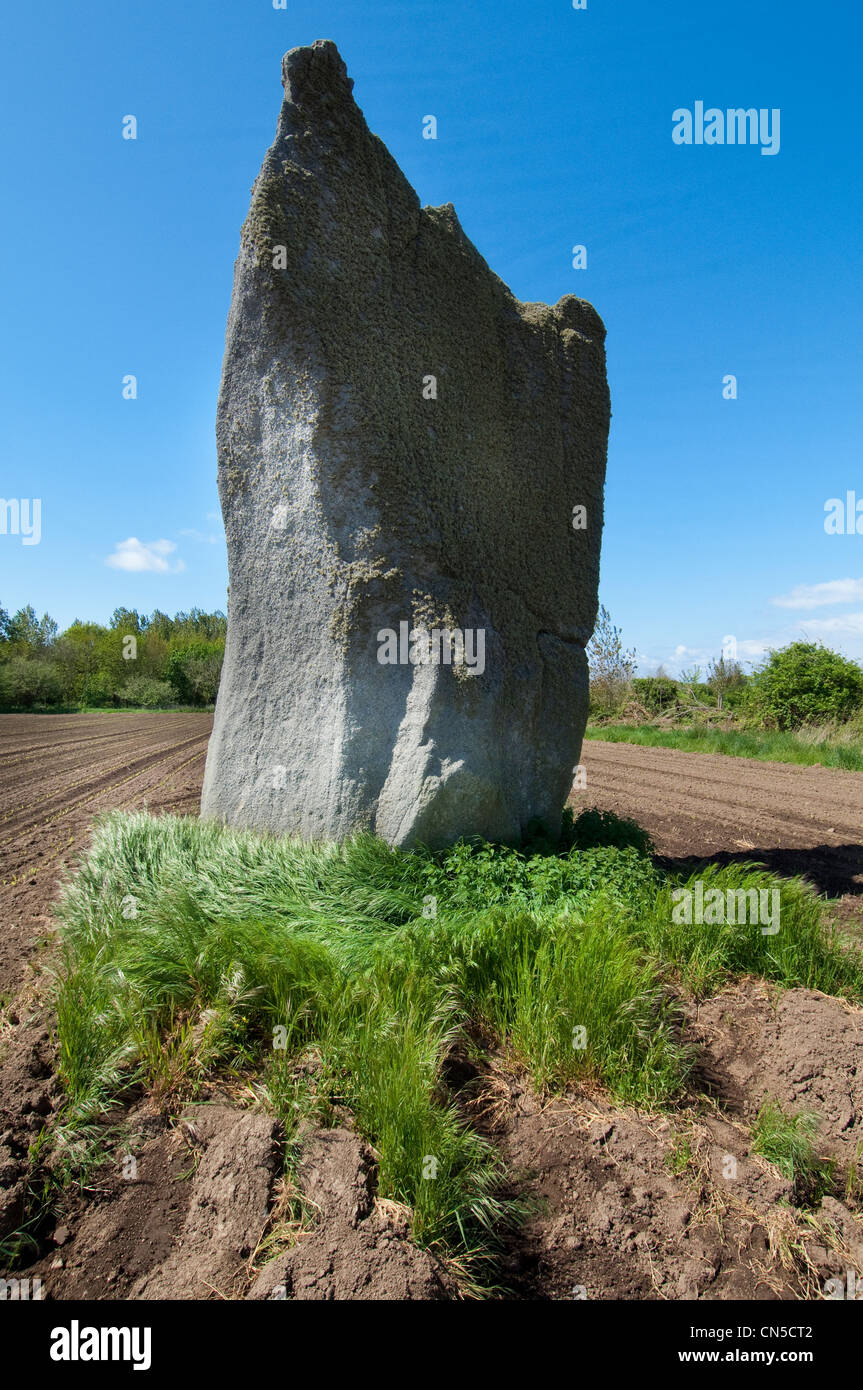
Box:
(752, 1099, 835, 1204)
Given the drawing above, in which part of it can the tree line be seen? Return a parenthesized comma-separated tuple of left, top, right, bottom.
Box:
(0, 603, 226, 709)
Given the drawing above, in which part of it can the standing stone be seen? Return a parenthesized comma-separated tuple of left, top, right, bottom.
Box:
(201, 40, 610, 848)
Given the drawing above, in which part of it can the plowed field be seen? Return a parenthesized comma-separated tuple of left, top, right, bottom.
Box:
(0, 712, 213, 990)
(577, 738, 863, 903)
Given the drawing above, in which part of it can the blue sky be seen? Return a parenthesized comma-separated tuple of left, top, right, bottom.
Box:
(2, 0, 861, 674)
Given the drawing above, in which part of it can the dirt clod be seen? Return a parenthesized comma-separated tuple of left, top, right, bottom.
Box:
(246, 1129, 452, 1301)
(131, 1106, 281, 1299)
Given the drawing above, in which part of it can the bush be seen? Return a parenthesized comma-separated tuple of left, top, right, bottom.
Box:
(79, 672, 116, 707)
(165, 643, 223, 705)
(722, 682, 748, 710)
(706, 655, 746, 710)
(743, 642, 863, 729)
(116, 677, 178, 709)
(631, 676, 679, 713)
(0, 657, 63, 708)
(589, 681, 628, 718)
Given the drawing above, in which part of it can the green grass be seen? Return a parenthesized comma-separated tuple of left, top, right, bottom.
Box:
(751, 1100, 835, 1204)
(48, 808, 863, 1277)
(585, 723, 863, 771)
(647, 862, 863, 999)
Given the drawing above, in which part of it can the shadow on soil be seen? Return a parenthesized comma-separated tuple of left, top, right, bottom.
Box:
(657, 843, 863, 900)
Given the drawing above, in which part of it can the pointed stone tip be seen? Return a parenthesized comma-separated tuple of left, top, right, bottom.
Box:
(281, 39, 355, 107)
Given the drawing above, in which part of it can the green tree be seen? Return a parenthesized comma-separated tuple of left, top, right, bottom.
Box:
(148, 610, 175, 641)
(165, 642, 224, 705)
(706, 654, 746, 711)
(110, 607, 144, 633)
(53, 621, 108, 701)
(587, 605, 637, 715)
(743, 642, 863, 729)
(7, 605, 58, 654)
(0, 603, 227, 709)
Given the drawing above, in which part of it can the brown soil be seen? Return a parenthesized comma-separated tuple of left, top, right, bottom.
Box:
(2, 716, 863, 1300)
(490, 981, 863, 1301)
(0, 713, 213, 1282)
(496, 1088, 801, 1300)
(688, 982, 863, 1165)
(246, 1129, 452, 1300)
(578, 738, 863, 906)
(0, 711, 212, 994)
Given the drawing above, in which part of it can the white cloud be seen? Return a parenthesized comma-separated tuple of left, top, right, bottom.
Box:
(635, 646, 707, 677)
(105, 538, 185, 574)
(736, 638, 769, 660)
(771, 578, 863, 610)
(796, 612, 863, 636)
